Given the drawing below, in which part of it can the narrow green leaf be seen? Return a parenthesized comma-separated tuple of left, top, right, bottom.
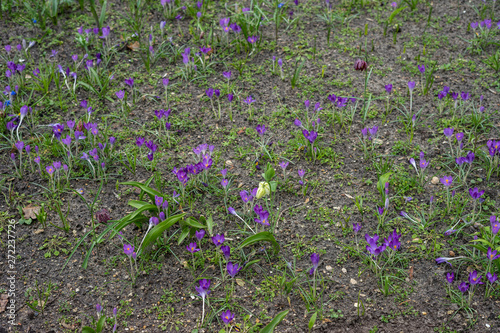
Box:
(388, 6, 407, 24)
(238, 232, 280, 254)
(206, 216, 214, 236)
(140, 214, 185, 253)
(96, 315, 106, 332)
(183, 217, 206, 229)
(308, 312, 318, 332)
(260, 310, 289, 333)
(82, 327, 96, 333)
(177, 227, 190, 245)
(377, 172, 392, 197)
(121, 180, 163, 201)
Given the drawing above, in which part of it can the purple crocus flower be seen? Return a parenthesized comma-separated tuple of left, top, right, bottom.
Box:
(440, 176, 453, 186)
(458, 282, 469, 293)
(487, 247, 500, 261)
(443, 127, 454, 138)
(155, 195, 163, 209)
(487, 272, 498, 284)
(294, 119, 302, 127)
(227, 262, 242, 277)
(368, 126, 378, 139)
(446, 272, 454, 284)
(407, 81, 416, 91)
(221, 310, 234, 325)
(195, 229, 205, 241)
(456, 132, 464, 142)
(247, 36, 259, 44)
(461, 91, 470, 101)
(123, 244, 134, 256)
(148, 216, 159, 226)
(309, 253, 319, 275)
(385, 84, 393, 93)
(244, 96, 256, 104)
(240, 190, 252, 203)
(212, 234, 225, 246)
(279, 161, 289, 170)
(464, 151, 475, 164)
(15, 141, 24, 152)
(221, 245, 231, 260)
(298, 169, 305, 178)
(116, 90, 125, 99)
(254, 205, 270, 226)
(491, 215, 499, 235)
(419, 159, 429, 169)
(125, 77, 134, 87)
(256, 124, 266, 136)
(468, 270, 483, 285)
(187, 242, 200, 253)
(195, 279, 211, 298)
(468, 187, 484, 200)
(418, 65, 425, 73)
(365, 234, 385, 257)
(352, 223, 361, 233)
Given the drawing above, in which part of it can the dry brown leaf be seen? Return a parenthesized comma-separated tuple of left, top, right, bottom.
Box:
(127, 41, 140, 51)
(236, 278, 245, 287)
(61, 322, 76, 329)
(23, 204, 40, 220)
(0, 294, 8, 313)
(237, 127, 246, 134)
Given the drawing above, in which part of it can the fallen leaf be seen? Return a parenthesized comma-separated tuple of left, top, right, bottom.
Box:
(409, 266, 414, 281)
(236, 279, 245, 287)
(127, 41, 140, 51)
(304, 198, 309, 204)
(237, 127, 246, 134)
(23, 204, 40, 220)
(345, 193, 354, 199)
(0, 294, 8, 313)
(61, 322, 76, 329)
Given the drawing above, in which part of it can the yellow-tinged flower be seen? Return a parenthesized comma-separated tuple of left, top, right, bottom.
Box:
(256, 181, 270, 199)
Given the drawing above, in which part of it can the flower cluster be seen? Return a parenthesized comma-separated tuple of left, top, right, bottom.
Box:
(173, 143, 215, 186)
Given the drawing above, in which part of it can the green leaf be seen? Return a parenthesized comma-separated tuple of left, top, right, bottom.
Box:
(96, 314, 106, 332)
(264, 164, 275, 181)
(260, 310, 289, 333)
(177, 226, 190, 245)
(206, 216, 214, 236)
(99, 0, 108, 28)
(377, 172, 392, 197)
(183, 217, 206, 229)
(238, 232, 280, 255)
(242, 259, 261, 270)
(388, 6, 407, 24)
(308, 312, 318, 332)
(128, 200, 153, 209)
(140, 214, 185, 254)
(120, 180, 163, 202)
(82, 327, 97, 333)
(269, 181, 278, 192)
